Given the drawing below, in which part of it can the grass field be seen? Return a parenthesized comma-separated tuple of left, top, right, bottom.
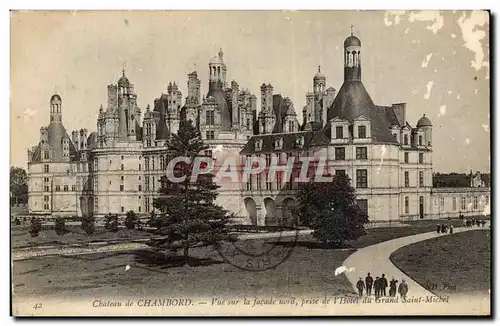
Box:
(390, 229, 491, 297)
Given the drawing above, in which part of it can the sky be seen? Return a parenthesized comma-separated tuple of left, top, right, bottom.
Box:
(10, 10, 490, 173)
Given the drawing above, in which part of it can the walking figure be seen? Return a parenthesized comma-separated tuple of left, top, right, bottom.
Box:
(374, 277, 381, 299)
(365, 273, 373, 296)
(449, 224, 454, 234)
(380, 274, 388, 297)
(356, 278, 365, 297)
(436, 224, 441, 233)
(389, 277, 398, 297)
(398, 279, 409, 300)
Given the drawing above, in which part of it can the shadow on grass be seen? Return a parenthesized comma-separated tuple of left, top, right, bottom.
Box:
(269, 239, 355, 250)
(133, 249, 224, 269)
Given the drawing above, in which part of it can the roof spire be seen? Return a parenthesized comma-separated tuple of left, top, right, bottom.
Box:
(350, 24, 354, 36)
(318, 65, 321, 73)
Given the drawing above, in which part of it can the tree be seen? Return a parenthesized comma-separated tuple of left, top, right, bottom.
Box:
(54, 217, 68, 235)
(294, 173, 369, 248)
(104, 213, 119, 233)
(125, 210, 138, 230)
(10, 166, 28, 205)
(81, 216, 95, 247)
(30, 217, 42, 238)
(147, 118, 235, 265)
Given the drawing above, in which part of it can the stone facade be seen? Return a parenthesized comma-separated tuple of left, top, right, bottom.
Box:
(27, 34, 490, 225)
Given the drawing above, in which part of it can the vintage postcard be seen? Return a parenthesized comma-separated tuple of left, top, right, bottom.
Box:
(10, 10, 491, 316)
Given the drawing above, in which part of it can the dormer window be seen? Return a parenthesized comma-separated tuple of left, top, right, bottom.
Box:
(404, 134, 409, 145)
(358, 126, 366, 138)
(274, 137, 283, 150)
(336, 126, 344, 139)
(295, 136, 304, 148)
(255, 139, 263, 151)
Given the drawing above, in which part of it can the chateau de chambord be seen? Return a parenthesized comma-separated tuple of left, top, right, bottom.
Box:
(27, 32, 490, 225)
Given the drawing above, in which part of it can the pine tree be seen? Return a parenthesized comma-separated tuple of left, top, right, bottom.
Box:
(81, 215, 95, 247)
(54, 217, 67, 236)
(29, 217, 42, 238)
(147, 118, 235, 265)
(125, 210, 138, 230)
(105, 213, 119, 233)
(294, 173, 369, 247)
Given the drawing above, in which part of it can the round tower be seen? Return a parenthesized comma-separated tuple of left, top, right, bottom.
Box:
(313, 65, 326, 94)
(417, 114, 433, 146)
(50, 94, 62, 123)
(208, 48, 227, 90)
(344, 26, 362, 82)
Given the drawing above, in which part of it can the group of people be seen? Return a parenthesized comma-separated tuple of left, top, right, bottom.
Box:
(356, 273, 409, 299)
(463, 218, 487, 228)
(436, 223, 453, 234)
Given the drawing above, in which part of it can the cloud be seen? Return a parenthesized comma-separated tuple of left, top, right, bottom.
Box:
(457, 11, 489, 71)
(421, 53, 433, 68)
(408, 10, 444, 34)
(424, 81, 434, 99)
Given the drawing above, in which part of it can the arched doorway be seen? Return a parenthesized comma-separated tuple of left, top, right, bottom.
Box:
(244, 197, 257, 226)
(281, 197, 297, 227)
(264, 198, 277, 226)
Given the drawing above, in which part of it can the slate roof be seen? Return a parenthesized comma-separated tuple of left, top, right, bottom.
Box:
(326, 81, 400, 144)
(46, 122, 78, 161)
(240, 130, 329, 155)
(207, 86, 232, 132)
(153, 95, 169, 140)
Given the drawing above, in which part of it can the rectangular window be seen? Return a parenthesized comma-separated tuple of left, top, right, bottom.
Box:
(256, 174, 262, 190)
(121, 176, 124, 182)
(121, 206, 124, 213)
(44, 164, 49, 173)
(145, 158, 149, 171)
(44, 151, 50, 160)
(121, 164, 124, 171)
(95, 198, 98, 214)
(474, 196, 478, 209)
(138, 185, 142, 191)
(152, 158, 155, 171)
(145, 197, 150, 213)
(71, 185, 76, 191)
(246, 118, 251, 130)
(246, 174, 252, 191)
(419, 171, 424, 187)
(335, 147, 345, 161)
(265, 154, 271, 166)
(404, 134, 409, 145)
(139, 164, 141, 171)
(336, 169, 346, 177)
(452, 197, 457, 211)
(44, 195, 49, 202)
(336, 126, 344, 139)
(404, 171, 409, 187)
(44, 186, 50, 192)
(419, 135, 423, 146)
(145, 176, 150, 191)
(440, 197, 444, 211)
(55, 185, 60, 192)
(404, 152, 409, 163)
(120, 185, 124, 192)
(206, 130, 215, 140)
(152, 178, 155, 191)
(63, 185, 68, 192)
(419, 153, 424, 164)
(356, 169, 368, 188)
(289, 121, 295, 132)
(404, 196, 409, 214)
(461, 197, 466, 210)
(206, 110, 215, 125)
(94, 160, 99, 171)
(356, 147, 367, 160)
(357, 199, 368, 214)
(358, 125, 366, 139)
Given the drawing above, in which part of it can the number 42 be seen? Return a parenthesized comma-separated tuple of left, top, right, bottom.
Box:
(33, 303, 42, 310)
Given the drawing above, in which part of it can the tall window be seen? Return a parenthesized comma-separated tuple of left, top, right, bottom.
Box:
(404, 196, 409, 214)
(95, 198, 98, 214)
(404, 171, 409, 187)
(358, 125, 366, 139)
(206, 110, 215, 125)
(288, 121, 295, 132)
(138, 185, 142, 191)
(145, 176, 150, 191)
(160, 156, 165, 170)
(404, 134, 409, 145)
(246, 174, 252, 191)
(474, 196, 478, 209)
(461, 197, 466, 210)
(440, 197, 444, 211)
(265, 154, 271, 166)
(418, 135, 423, 146)
(120, 185, 124, 192)
(265, 174, 272, 191)
(452, 197, 457, 211)
(356, 147, 367, 160)
(63, 185, 68, 192)
(145, 197, 150, 213)
(357, 199, 368, 214)
(256, 174, 262, 190)
(44, 151, 50, 160)
(356, 169, 367, 188)
(419, 171, 424, 187)
(206, 130, 215, 140)
(404, 152, 409, 163)
(152, 158, 155, 171)
(335, 147, 345, 161)
(419, 153, 424, 164)
(44, 164, 49, 173)
(121, 164, 124, 171)
(247, 118, 251, 130)
(336, 126, 344, 139)
(145, 157, 149, 171)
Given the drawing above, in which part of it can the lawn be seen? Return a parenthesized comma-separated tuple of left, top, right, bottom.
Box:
(12, 237, 355, 300)
(390, 230, 491, 297)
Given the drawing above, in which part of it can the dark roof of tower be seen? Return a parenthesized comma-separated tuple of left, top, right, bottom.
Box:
(154, 95, 169, 139)
(326, 81, 399, 144)
(118, 70, 130, 87)
(207, 87, 232, 132)
(416, 114, 432, 127)
(344, 35, 361, 47)
(240, 130, 329, 155)
(46, 122, 78, 161)
(272, 95, 288, 133)
(50, 94, 61, 102)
